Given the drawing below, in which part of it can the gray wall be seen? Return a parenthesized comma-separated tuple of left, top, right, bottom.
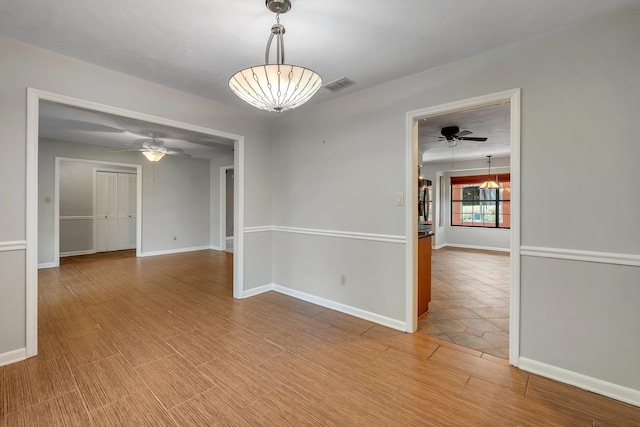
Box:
(39, 139, 210, 262)
(58, 160, 136, 255)
(0, 37, 271, 355)
(271, 5, 640, 390)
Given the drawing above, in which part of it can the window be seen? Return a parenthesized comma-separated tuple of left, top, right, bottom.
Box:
(451, 174, 510, 228)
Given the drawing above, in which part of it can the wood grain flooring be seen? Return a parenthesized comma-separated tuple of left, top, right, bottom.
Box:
(1, 249, 638, 426)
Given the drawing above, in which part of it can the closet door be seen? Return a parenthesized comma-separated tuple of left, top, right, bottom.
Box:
(95, 172, 118, 252)
(117, 173, 137, 250)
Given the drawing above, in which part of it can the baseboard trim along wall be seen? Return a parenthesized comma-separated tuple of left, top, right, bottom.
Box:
(519, 357, 640, 407)
(0, 240, 27, 252)
(38, 261, 58, 269)
(440, 243, 510, 252)
(244, 225, 405, 244)
(521, 246, 640, 267)
(0, 347, 27, 367)
(209, 245, 222, 251)
(138, 246, 212, 257)
(242, 283, 406, 332)
(60, 249, 95, 257)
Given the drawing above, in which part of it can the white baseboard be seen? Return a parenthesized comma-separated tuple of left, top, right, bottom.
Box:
(0, 347, 27, 367)
(242, 284, 274, 298)
(434, 243, 446, 250)
(138, 246, 211, 257)
(38, 261, 58, 269)
(60, 249, 95, 257)
(241, 283, 406, 331)
(519, 357, 640, 407)
(441, 243, 510, 252)
(209, 245, 222, 251)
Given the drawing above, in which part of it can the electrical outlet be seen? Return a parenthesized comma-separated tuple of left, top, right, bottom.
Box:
(340, 274, 347, 286)
(173, 235, 177, 241)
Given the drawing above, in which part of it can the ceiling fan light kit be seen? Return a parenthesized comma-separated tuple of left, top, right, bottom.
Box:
(228, 0, 322, 112)
(142, 151, 165, 162)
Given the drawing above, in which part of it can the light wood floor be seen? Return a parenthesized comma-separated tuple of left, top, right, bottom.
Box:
(1, 250, 638, 426)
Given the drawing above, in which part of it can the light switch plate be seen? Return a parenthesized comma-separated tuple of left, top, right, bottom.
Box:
(395, 192, 404, 206)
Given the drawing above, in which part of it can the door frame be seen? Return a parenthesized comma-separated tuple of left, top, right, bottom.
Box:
(219, 165, 234, 251)
(405, 88, 521, 366)
(26, 88, 246, 357)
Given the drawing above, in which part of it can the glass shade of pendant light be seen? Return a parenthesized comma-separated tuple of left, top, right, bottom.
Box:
(479, 155, 500, 189)
(142, 151, 165, 162)
(229, 0, 322, 112)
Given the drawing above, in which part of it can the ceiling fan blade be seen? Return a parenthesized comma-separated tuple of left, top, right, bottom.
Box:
(166, 150, 191, 158)
(109, 148, 144, 152)
(459, 137, 488, 142)
(456, 130, 473, 137)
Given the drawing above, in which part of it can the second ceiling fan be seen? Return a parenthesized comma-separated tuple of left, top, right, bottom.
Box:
(439, 126, 488, 147)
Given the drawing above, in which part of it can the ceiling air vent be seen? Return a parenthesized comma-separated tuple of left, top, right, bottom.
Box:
(323, 77, 356, 93)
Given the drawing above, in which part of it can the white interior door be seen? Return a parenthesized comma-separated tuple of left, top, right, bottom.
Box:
(95, 172, 118, 252)
(96, 171, 137, 252)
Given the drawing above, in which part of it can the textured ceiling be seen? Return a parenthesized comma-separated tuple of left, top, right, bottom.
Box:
(419, 103, 511, 164)
(1, 0, 638, 113)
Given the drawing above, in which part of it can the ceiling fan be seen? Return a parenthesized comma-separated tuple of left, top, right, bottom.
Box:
(438, 126, 488, 148)
(111, 134, 190, 162)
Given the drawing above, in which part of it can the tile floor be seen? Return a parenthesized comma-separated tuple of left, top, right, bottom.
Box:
(418, 247, 511, 358)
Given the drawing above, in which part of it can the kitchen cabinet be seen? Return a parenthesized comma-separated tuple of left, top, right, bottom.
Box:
(418, 233, 432, 319)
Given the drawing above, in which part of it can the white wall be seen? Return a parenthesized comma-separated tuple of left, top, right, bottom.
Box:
(423, 157, 510, 250)
(209, 155, 234, 250)
(0, 37, 272, 356)
(271, 5, 640, 395)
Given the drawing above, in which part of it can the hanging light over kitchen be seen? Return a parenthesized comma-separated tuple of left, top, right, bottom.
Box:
(479, 155, 500, 189)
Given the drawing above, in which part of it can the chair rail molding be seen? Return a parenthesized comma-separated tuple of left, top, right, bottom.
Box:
(521, 245, 640, 267)
(0, 240, 27, 252)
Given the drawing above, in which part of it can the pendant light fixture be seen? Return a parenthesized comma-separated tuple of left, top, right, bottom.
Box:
(479, 155, 500, 189)
(229, 0, 322, 112)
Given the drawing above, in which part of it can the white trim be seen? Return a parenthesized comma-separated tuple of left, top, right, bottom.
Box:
(244, 226, 273, 233)
(0, 348, 27, 367)
(406, 88, 522, 366)
(138, 246, 212, 257)
(38, 262, 58, 269)
(242, 284, 274, 298)
(0, 240, 27, 252)
(521, 246, 640, 267)
(59, 216, 94, 221)
(273, 284, 406, 331)
(27, 88, 246, 358)
(519, 357, 640, 408)
(243, 283, 406, 331)
(442, 243, 510, 253)
(244, 225, 406, 244)
(233, 138, 244, 300)
(60, 250, 96, 257)
(226, 236, 234, 241)
(209, 245, 223, 251)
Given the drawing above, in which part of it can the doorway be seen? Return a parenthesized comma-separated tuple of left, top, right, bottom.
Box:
(405, 89, 521, 366)
(26, 88, 246, 357)
(220, 165, 234, 253)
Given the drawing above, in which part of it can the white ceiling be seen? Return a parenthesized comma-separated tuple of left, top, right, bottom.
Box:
(39, 101, 235, 159)
(1, 0, 637, 113)
(5, 1, 638, 156)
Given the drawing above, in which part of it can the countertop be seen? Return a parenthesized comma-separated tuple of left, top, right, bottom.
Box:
(418, 231, 434, 239)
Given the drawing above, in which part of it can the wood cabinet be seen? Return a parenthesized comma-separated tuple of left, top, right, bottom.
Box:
(418, 234, 432, 319)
